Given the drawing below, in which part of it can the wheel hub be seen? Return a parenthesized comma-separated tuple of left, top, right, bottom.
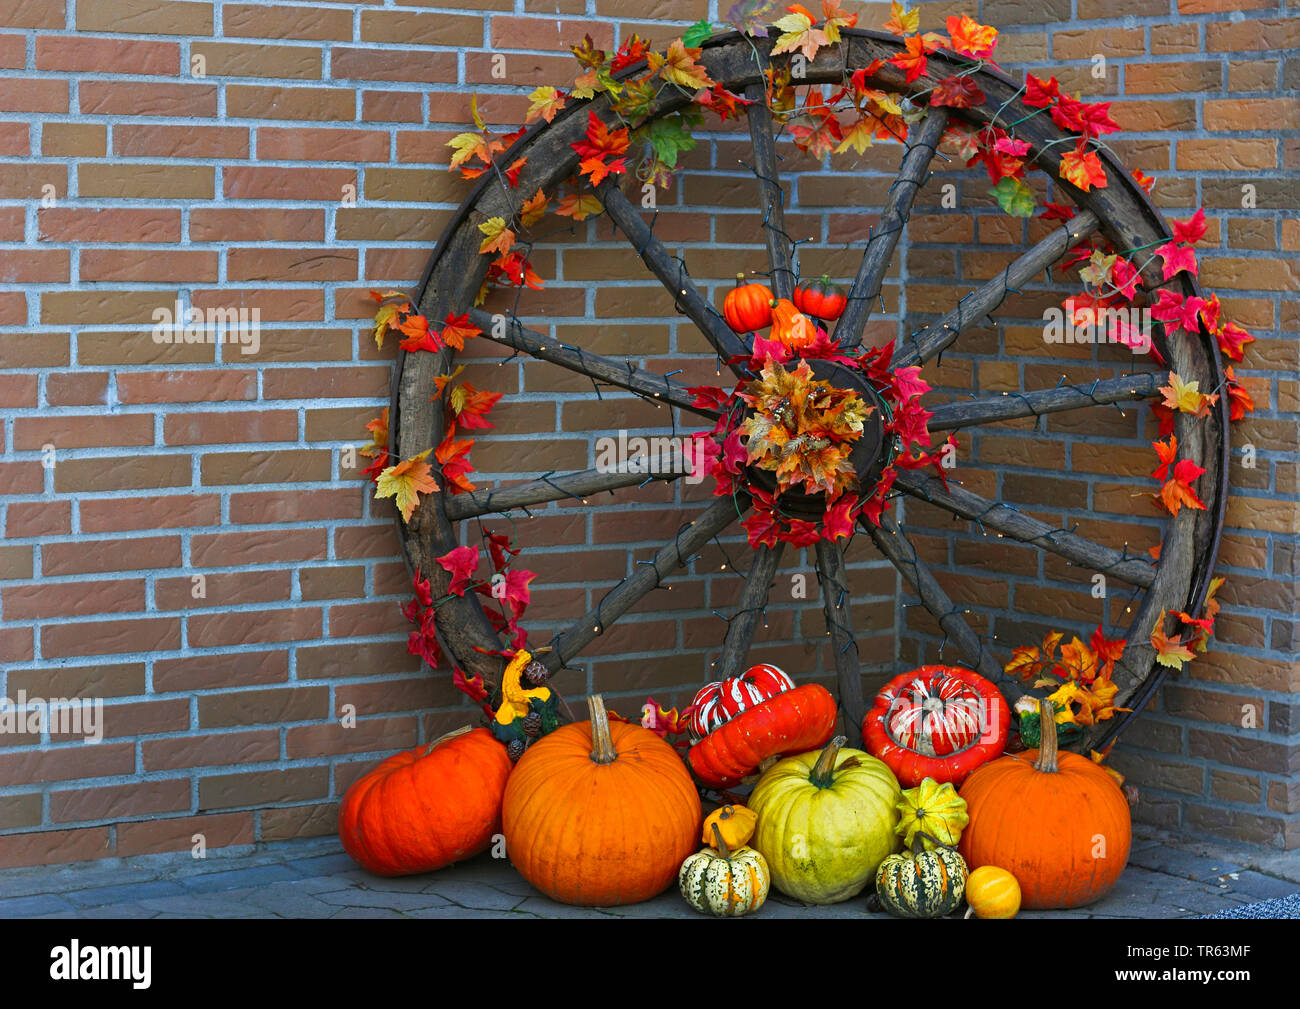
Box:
(743, 357, 893, 520)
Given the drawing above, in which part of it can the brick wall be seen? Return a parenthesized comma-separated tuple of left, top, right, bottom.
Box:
(0, 0, 1295, 868)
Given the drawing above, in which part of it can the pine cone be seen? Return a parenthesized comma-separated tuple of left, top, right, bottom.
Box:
(506, 738, 526, 762)
(523, 660, 549, 686)
(523, 711, 542, 738)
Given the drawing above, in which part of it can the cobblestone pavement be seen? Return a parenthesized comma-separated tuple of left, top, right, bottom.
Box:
(2, 826, 1297, 919)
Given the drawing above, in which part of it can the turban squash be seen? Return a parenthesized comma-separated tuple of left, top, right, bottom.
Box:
(338, 726, 511, 877)
(688, 662, 794, 740)
(862, 665, 1010, 787)
(503, 694, 701, 906)
(958, 698, 1131, 909)
(687, 681, 838, 789)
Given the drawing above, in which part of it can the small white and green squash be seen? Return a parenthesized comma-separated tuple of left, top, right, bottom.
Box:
(679, 818, 770, 917)
(875, 834, 969, 919)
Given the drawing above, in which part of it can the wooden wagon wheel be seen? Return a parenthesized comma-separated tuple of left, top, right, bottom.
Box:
(390, 28, 1228, 754)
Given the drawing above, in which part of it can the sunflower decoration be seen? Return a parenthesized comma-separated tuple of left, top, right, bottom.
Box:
(737, 359, 873, 498)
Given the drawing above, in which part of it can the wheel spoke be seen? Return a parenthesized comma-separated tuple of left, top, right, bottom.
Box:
(597, 180, 751, 373)
(743, 83, 794, 300)
(834, 107, 949, 350)
(892, 469, 1157, 588)
(815, 539, 865, 744)
(865, 511, 1018, 694)
(928, 372, 1163, 432)
(715, 543, 784, 680)
(894, 209, 1102, 367)
(446, 459, 691, 521)
(541, 493, 749, 672)
(467, 308, 716, 419)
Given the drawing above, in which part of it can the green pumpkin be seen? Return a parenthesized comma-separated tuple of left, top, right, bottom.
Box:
(678, 842, 770, 917)
(875, 839, 969, 919)
(749, 735, 903, 904)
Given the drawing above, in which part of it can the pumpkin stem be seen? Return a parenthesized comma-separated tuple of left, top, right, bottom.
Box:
(587, 693, 619, 765)
(734, 272, 745, 287)
(710, 821, 732, 860)
(1033, 697, 1059, 774)
(809, 734, 846, 788)
(963, 906, 975, 919)
(421, 724, 472, 758)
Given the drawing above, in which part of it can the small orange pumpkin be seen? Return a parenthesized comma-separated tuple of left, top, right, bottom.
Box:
(958, 699, 1131, 909)
(339, 726, 512, 877)
(503, 695, 702, 905)
(723, 274, 775, 333)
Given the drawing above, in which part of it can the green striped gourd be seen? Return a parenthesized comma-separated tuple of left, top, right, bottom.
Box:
(875, 834, 969, 919)
(679, 822, 770, 917)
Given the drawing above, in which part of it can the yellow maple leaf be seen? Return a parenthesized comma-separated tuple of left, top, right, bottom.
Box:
(526, 85, 567, 124)
(447, 131, 502, 171)
(375, 449, 438, 522)
(772, 7, 830, 62)
(477, 216, 515, 256)
(647, 40, 714, 91)
(883, 0, 919, 36)
(835, 115, 877, 155)
(1159, 370, 1218, 417)
(821, 0, 857, 42)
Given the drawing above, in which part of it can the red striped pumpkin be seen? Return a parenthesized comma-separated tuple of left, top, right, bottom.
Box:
(688, 663, 794, 741)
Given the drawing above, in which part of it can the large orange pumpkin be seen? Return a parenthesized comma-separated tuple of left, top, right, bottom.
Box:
(958, 699, 1131, 909)
(339, 726, 512, 877)
(503, 694, 702, 905)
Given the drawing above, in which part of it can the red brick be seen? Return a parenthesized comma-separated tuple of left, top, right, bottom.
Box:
(286, 717, 418, 758)
(50, 778, 190, 823)
(0, 248, 68, 283)
(188, 607, 322, 648)
(113, 123, 248, 159)
(46, 371, 109, 406)
(36, 36, 179, 74)
(5, 499, 71, 537)
(0, 77, 67, 113)
(190, 528, 327, 568)
(115, 812, 256, 855)
(163, 409, 298, 446)
(116, 369, 256, 404)
(79, 494, 220, 533)
(228, 488, 364, 524)
(257, 126, 390, 162)
(0, 828, 111, 869)
(3, 579, 146, 620)
(79, 81, 216, 117)
(153, 649, 288, 692)
(43, 617, 181, 658)
(39, 207, 181, 244)
(189, 207, 323, 242)
(154, 569, 292, 611)
(0, 121, 28, 155)
(223, 165, 356, 201)
(43, 536, 181, 576)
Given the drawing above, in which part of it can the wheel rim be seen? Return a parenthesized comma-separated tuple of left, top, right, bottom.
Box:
(388, 28, 1228, 754)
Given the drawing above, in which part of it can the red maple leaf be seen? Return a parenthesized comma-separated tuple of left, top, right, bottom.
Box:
(823, 494, 861, 541)
(1156, 241, 1198, 280)
(1040, 201, 1076, 221)
(437, 545, 480, 596)
(436, 436, 477, 495)
(572, 111, 629, 185)
(502, 568, 536, 616)
(439, 312, 482, 351)
(1159, 458, 1207, 515)
(1217, 320, 1254, 362)
(1224, 367, 1255, 420)
(931, 75, 985, 109)
(484, 528, 519, 571)
(1023, 74, 1061, 108)
(888, 35, 930, 84)
(451, 665, 490, 704)
(412, 568, 433, 607)
(1172, 208, 1207, 245)
(1089, 625, 1126, 679)
(891, 365, 931, 401)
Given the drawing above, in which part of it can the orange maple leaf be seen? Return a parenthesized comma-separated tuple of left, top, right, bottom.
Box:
(1159, 458, 1207, 515)
(572, 112, 629, 186)
(1060, 148, 1108, 192)
(888, 34, 930, 83)
(946, 14, 998, 59)
(1150, 610, 1195, 670)
(519, 188, 548, 228)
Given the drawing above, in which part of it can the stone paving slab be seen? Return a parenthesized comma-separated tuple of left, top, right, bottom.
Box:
(2, 827, 1295, 919)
